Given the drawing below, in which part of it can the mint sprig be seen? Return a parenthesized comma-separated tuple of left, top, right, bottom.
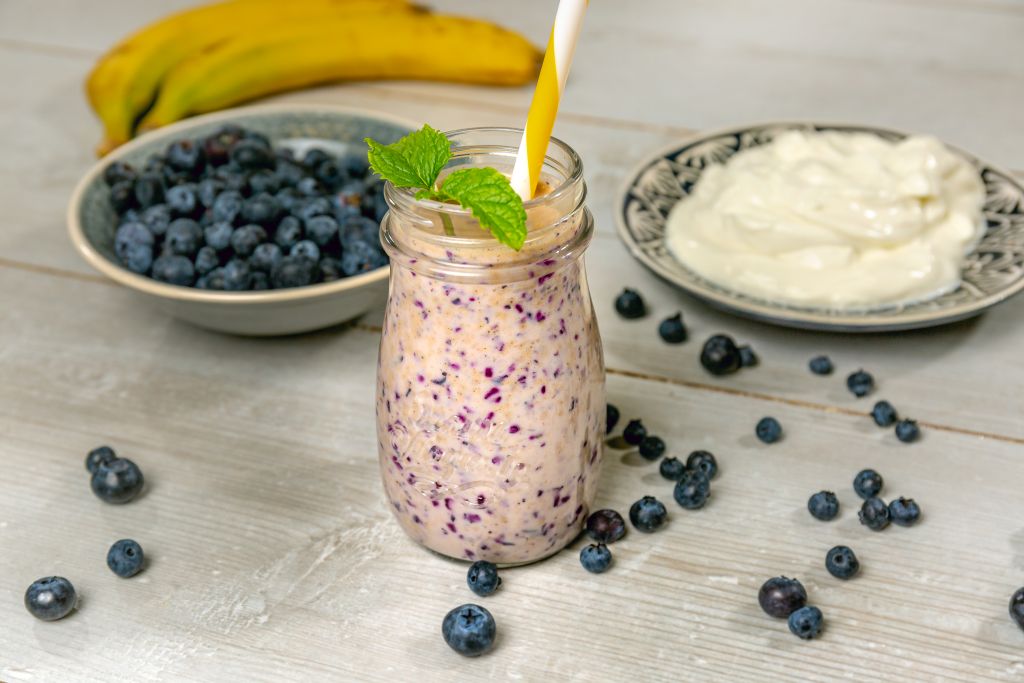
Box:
(366, 125, 527, 251)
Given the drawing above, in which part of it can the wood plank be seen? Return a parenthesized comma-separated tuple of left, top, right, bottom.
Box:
(1, 267, 1023, 681)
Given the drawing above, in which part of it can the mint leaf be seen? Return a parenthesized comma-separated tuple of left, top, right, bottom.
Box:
(439, 168, 527, 250)
(365, 124, 451, 189)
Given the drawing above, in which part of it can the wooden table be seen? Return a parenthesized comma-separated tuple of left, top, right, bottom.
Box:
(2, 1, 1023, 680)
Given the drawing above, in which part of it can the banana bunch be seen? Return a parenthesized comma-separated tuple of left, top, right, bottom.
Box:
(86, 0, 541, 155)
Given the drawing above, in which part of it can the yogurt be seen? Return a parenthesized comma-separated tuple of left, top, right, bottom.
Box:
(664, 130, 986, 309)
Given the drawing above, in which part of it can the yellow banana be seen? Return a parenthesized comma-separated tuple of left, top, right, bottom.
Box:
(138, 12, 542, 132)
(87, 0, 415, 155)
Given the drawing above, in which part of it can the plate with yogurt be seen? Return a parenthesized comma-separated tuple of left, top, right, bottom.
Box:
(616, 122, 1024, 331)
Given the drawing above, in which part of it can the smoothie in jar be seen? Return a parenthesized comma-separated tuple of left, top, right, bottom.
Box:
(375, 128, 604, 565)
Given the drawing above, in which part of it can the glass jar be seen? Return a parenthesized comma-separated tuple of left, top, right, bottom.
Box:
(375, 128, 604, 565)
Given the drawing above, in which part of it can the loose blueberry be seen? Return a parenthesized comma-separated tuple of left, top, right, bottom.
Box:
(294, 196, 332, 221)
(86, 445, 116, 474)
(91, 457, 144, 504)
(315, 159, 346, 190)
(296, 175, 325, 197)
(758, 576, 807, 618)
(229, 224, 267, 258)
(606, 403, 620, 433)
(871, 400, 898, 427)
(291, 239, 321, 263)
(441, 604, 496, 657)
(807, 491, 839, 521)
(104, 161, 136, 187)
(121, 243, 154, 274)
(249, 243, 282, 274)
(673, 470, 710, 509)
(466, 560, 501, 597)
(340, 240, 387, 276)
(585, 509, 626, 544)
(853, 469, 883, 500)
(166, 184, 199, 218)
(141, 204, 172, 236)
(809, 355, 833, 375)
(271, 256, 316, 289)
(847, 369, 874, 398)
(109, 180, 137, 214)
(700, 334, 741, 376)
(222, 259, 253, 291)
(107, 539, 145, 578)
(657, 313, 687, 343)
(788, 605, 824, 640)
(204, 221, 233, 251)
(165, 218, 202, 257)
(250, 272, 270, 290)
(151, 255, 196, 286)
(230, 138, 275, 170)
(194, 246, 219, 276)
(24, 577, 77, 621)
(755, 417, 782, 444)
(114, 222, 154, 262)
(659, 456, 686, 481)
(825, 545, 860, 580)
(274, 215, 303, 250)
(302, 148, 331, 169)
(318, 257, 343, 282)
(629, 496, 668, 532)
(888, 497, 921, 526)
(1010, 588, 1024, 631)
(858, 497, 890, 531)
(166, 139, 204, 174)
(895, 419, 920, 443)
(239, 193, 281, 228)
(685, 450, 718, 479)
(212, 190, 244, 224)
(614, 288, 646, 319)
(579, 543, 612, 573)
(622, 419, 647, 446)
(246, 169, 280, 196)
(738, 345, 758, 367)
(638, 435, 666, 461)
(306, 214, 339, 247)
(196, 177, 226, 208)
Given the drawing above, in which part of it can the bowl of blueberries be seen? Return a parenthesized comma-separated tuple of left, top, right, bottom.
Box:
(68, 103, 417, 335)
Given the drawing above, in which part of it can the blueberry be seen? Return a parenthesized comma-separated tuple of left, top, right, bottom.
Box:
(241, 193, 282, 227)
(107, 539, 144, 578)
(340, 240, 387, 276)
(853, 469, 883, 500)
(659, 456, 685, 480)
(466, 561, 501, 597)
(340, 214, 379, 246)
(151, 255, 195, 286)
(318, 257, 343, 282)
(622, 419, 647, 446)
(250, 272, 270, 290)
(758, 576, 807, 618)
(104, 161, 136, 187)
(246, 132, 272, 150)
(579, 543, 612, 573)
(165, 218, 202, 257)
(606, 404, 620, 433)
(165, 183, 199, 217)
(91, 457, 144, 504)
(825, 545, 860, 580)
(86, 445, 116, 474)
(302, 148, 331, 169)
(755, 417, 782, 444)
(275, 215, 304, 249)
(230, 138, 274, 170)
(275, 159, 307, 187)
(222, 259, 253, 291)
(888, 497, 920, 526)
(685, 450, 718, 479)
(194, 246, 220, 275)
(246, 169, 280, 196)
(700, 334, 741, 376)
(809, 355, 833, 375)
(315, 159, 346, 190)
(216, 168, 248, 193)
(638, 435, 665, 461)
(230, 224, 267, 258)
(1010, 588, 1024, 631)
(657, 312, 687, 343)
(294, 196, 333, 222)
(441, 604, 496, 657)
(296, 176, 325, 197)
(204, 221, 234, 251)
(115, 222, 153, 261)
(166, 139, 204, 174)
(342, 153, 370, 178)
(629, 496, 668, 532)
(674, 470, 711, 509)
(133, 172, 165, 209)
(196, 177, 226, 208)
(141, 204, 172, 236)
(847, 369, 874, 398)
(122, 243, 153, 274)
(271, 255, 316, 289)
(212, 190, 244, 224)
(788, 605, 824, 640)
(290, 239, 321, 262)
(24, 577, 76, 621)
(738, 345, 758, 367)
(585, 509, 626, 544)
(807, 491, 839, 521)
(203, 125, 245, 166)
(275, 187, 302, 213)
(205, 267, 226, 290)
(858, 497, 890, 531)
(871, 400, 898, 427)
(614, 288, 645, 319)
(306, 214, 339, 247)
(249, 243, 282, 273)
(895, 419, 920, 443)
(109, 180, 137, 214)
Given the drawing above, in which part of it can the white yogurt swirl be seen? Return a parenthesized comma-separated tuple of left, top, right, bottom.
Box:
(664, 130, 985, 309)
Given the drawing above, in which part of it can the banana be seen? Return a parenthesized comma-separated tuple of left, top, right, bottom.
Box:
(87, 0, 415, 155)
(137, 12, 542, 132)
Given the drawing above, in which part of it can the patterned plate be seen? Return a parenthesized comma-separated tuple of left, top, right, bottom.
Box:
(615, 122, 1024, 332)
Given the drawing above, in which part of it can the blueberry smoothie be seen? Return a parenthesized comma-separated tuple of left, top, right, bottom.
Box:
(376, 129, 603, 565)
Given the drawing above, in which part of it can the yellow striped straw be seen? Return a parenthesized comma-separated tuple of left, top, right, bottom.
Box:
(510, 0, 589, 200)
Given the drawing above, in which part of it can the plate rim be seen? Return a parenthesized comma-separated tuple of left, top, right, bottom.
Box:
(614, 119, 1024, 332)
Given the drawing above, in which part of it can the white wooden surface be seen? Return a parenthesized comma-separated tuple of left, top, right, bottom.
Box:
(1, 1, 1023, 680)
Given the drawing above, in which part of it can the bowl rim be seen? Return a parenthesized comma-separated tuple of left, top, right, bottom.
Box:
(67, 102, 421, 305)
(614, 119, 1024, 331)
